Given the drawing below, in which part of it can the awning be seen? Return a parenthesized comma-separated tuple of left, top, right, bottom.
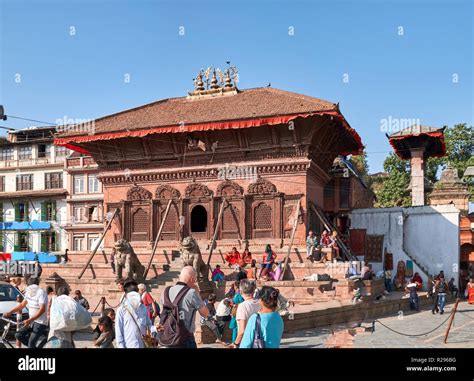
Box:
(0, 221, 51, 231)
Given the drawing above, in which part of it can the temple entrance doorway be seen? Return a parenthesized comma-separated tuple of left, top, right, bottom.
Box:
(190, 205, 208, 235)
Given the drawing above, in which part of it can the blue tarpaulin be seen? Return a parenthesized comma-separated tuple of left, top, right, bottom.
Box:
(0, 221, 51, 230)
(11, 251, 58, 263)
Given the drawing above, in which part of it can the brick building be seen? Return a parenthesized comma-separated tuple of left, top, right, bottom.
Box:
(55, 72, 367, 262)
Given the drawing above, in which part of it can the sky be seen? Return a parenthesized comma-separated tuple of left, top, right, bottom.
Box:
(0, 0, 472, 173)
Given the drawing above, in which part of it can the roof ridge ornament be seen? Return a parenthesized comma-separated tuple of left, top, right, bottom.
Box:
(188, 64, 238, 99)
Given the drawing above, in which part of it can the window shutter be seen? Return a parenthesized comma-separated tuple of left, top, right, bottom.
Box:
(53, 231, 58, 251)
(0, 233, 3, 252)
(14, 233, 19, 251)
(40, 233, 47, 252)
(14, 203, 20, 222)
(41, 202, 46, 221)
(51, 201, 57, 221)
(0, 202, 3, 223)
(24, 202, 29, 222)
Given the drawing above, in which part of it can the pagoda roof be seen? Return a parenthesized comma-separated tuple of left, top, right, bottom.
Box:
(387, 125, 446, 160)
(54, 87, 363, 155)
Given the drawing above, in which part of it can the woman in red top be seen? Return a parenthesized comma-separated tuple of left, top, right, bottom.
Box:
(411, 272, 423, 290)
(225, 247, 241, 266)
(239, 249, 253, 268)
(138, 283, 158, 322)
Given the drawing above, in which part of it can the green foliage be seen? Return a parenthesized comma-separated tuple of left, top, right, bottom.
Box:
(374, 153, 411, 207)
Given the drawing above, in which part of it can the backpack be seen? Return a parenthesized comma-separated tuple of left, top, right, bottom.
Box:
(252, 313, 265, 349)
(158, 285, 193, 347)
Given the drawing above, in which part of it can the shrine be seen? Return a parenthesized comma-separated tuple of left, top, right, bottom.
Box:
(54, 68, 366, 267)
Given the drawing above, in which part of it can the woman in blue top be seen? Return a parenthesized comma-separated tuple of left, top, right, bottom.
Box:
(229, 282, 244, 342)
(239, 286, 284, 348)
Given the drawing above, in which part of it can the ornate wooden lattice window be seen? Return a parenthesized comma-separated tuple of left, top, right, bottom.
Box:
(253, 202, 272, 238)
(132, 208, 148, 233)
(221, 204, 240, 239)
(162, 205, 177, 233)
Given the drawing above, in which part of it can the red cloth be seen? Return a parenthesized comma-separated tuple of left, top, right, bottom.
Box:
(225, 251, 241, 265)
(141, 292, 154, 307)
(262, 251, 276, 264)
(0, 253, 11, 261)
(469, 286, 474, 305)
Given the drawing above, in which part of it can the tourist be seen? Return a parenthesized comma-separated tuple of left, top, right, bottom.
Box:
(430, 276, 440, 314)
(347, 261, 360, 280)
(227, 281, 240, 299)
(361, 263, 374, 280)
(93, 308, 116, 339)
(331, 231, 342, 260)
(384, 270, 392, 292)
(229, 281, 244, 343)
(138, 283, 159, 322)
(95, 316, 115, 348)
(225, 247, 241, 267)
(231, 279, 260, 348)
(46, 286, 76, 348)
(239, 286, 284, 348)
(448, 278, 458, 298)
(211, 265, 225, 281)
(239, 248, 253, 267)
(306, 230, 318, 260)
(116, 278, 126, 303)
(4, 277, 48, 348)
(352, 287, 362, 304)
(201, 293, 224, 343)
(158, 266, 209, 348)
(246, 260, 257, 280)
(436, 276, 449, 315)
(411, 272, 423, 290)
(236, 265, 248, 282)
(467, 279, 474, 304)
(405, 282, 419, 311)
(46, 286, 54, 320)
(74, 290, 90, 310)
(116, 279, 154, 348)
(259, 244, 277, 279)
(268, 262, 283, 281)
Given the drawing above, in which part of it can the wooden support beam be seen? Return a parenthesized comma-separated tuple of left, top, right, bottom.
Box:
(78, 208, 119, 279)
(143, 199, 173, 279)
(280, 198, 301, 280)
(207, 199, 227, 272)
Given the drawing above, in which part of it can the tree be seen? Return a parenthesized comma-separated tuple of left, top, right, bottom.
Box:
(374, 153, 411, 207)
(348, 150, 370, 185)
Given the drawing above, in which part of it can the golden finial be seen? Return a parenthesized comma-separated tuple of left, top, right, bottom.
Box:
(210, 69, 219, 89)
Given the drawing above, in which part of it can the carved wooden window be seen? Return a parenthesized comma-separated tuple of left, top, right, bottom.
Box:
(132, 208, 148, 232)
(254, 203, 272, 230)
(162, 205, 177, 233)
(223, 205, 239, 231)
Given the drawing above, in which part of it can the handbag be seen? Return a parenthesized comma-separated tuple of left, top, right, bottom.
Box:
(123, 305, 155, 348)
(252, 313, 265, 349)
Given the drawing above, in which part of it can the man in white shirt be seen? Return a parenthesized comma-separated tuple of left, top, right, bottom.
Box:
(232, 279, 260, 348)
(5, 277, 48, 348)
(115, 279, 154, 348)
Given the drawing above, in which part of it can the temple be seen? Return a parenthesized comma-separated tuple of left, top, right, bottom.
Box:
(55, 69, 370, 267)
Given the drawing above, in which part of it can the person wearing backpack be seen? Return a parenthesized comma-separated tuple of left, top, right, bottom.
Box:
(239, 286, 284, 348)
(115, 279, 154, 348)
(138, 283, 160, 323)
(157, 266, 209, 348)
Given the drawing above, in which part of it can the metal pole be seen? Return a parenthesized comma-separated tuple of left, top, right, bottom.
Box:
(78, 208, 119, 279)
(143, 199, 173, 279)
(444, 298, 460, 344)
(280, 198, 301, 280)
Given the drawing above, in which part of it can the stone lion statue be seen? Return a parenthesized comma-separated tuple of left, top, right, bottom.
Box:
(181, 236, 208, 281)
(114, 239, 145, 283)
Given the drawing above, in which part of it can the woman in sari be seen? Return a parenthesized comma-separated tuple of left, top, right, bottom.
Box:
(468, 279, 474, 305)
(259, 244, 277, 279)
